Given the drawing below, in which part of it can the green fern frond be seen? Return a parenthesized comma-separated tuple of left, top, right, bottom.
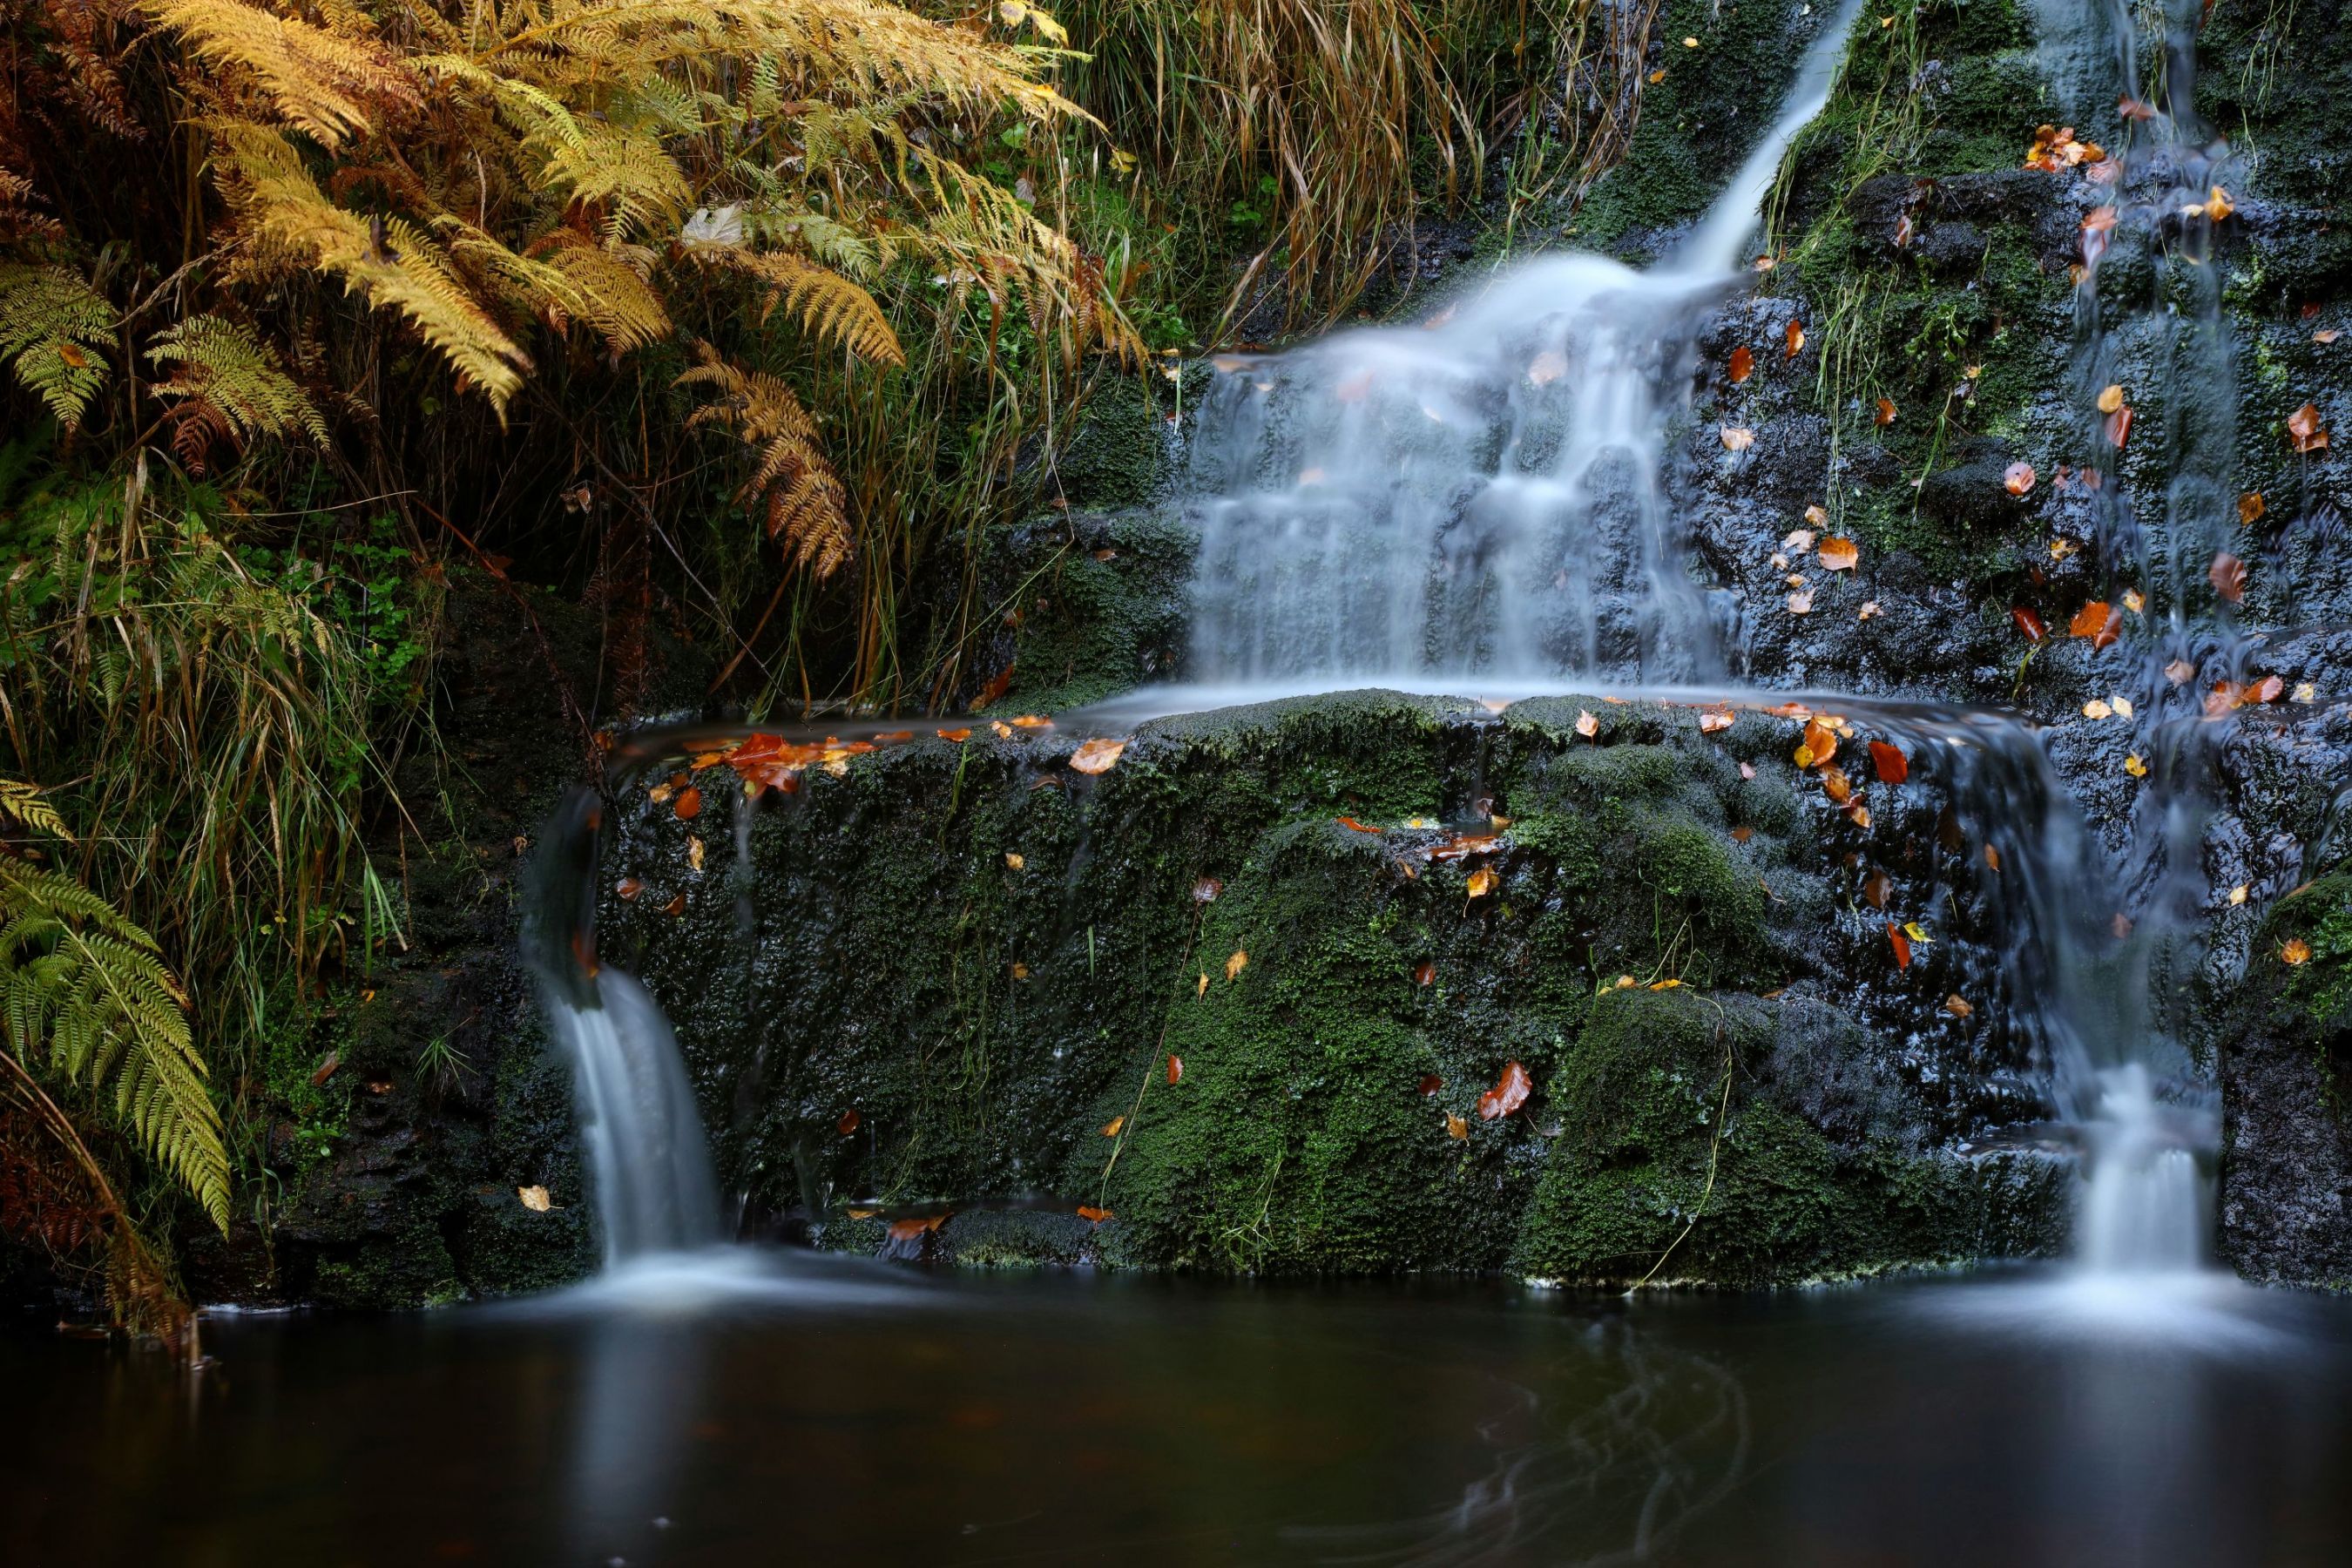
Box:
(0, 264, 117, 429)
(0, 780, 72, 842)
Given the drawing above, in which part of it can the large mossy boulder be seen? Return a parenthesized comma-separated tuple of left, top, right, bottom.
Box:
(603, 691, 2065, 1285)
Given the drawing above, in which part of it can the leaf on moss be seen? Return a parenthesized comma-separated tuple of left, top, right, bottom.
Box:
(1070, 737, 1126, 774)
(1477, 1060, 1532, 1120)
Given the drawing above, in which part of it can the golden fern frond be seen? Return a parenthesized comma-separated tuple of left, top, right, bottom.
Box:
(0, 263, 117, 429)
(0, 780, 72, 842)
(145, 315, 331, 471)
(449, 223, 670, 355)
(534, 125, 691, 240)
(676, 341, 850, 579)
(215, 125, 531, 406)
(142, 0, 420, 146)
(0, 859, 226, 1232)
(700, 247, 902, 365)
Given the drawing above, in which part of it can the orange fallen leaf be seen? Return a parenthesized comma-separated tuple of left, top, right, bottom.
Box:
(888, 1214, 950, 1240)
(2239, 492, 2266, 526)
(1800, 718, 1838, 768)
(661, 891, 686, 916)
(1869, 740, 1908, 784)
(2209, 552, 2247, 604)
(1335, 815, 1382, 834)
(2070, 600, 2121, 646)
(937, 727, 972, 742)
(1875, 397, 1897, 426)
(1728, 345, 1754, 383)
(1225, 949, 1247, 981)
(617, 876, 645, 902)
(1477, 1060, 1533, 1120)
(1945, 995, 1973, 1018)
(1415, 961, 1436, 987)
(2288, 403, 2328, 453)
(2012, 606, 2045, 642)
(1699, 706, 1735, 733)
(977, 664, 1015, 708)
(1070, 737, 1127, 774)
(1465, 866, 1498, 899)
(1985, 845, 2002, 871)
(2097, 382, 2126, 415)
(1818, 537, 1859, 571)
(1575, 708, 1599, 739)
(1010, 714, 1053, 729)
(1446, 1112, 1470, 1139)
(1888, 922, 1912, 970)
(2126, 754, 2150, 778)
(1077, 1205, 1112, 1223)
(2283, 937, 2313, 966)
(1785, 319, 1805, 359)
(1821, 765, 1854, 806)
(2004, 462, 2037, 496)
(838, 1109, 861, 1135)
(2105, 405, 2134, 449)
(1863, 868, 1893, 909)
(1102, 1116, 1125, 1137)
(672, 787, 702, 820)
(1166, 1054, 1183, 1085)
(1720, 425, 1756, 452)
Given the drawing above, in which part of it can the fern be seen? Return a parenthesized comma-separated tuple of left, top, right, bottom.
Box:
(141, 0, 420, 146)
(677, 341, 852, 579)
(0, 263, 116, 429)
(146, 314, 330, 473)
(700, 247, 903, 365)
(0, 821, 229, 1233)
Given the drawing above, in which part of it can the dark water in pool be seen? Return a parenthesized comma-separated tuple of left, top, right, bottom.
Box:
(8, 1253, 2352, 1566)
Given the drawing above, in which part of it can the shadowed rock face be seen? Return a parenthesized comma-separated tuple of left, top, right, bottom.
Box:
(600, 692, 2069, 1285)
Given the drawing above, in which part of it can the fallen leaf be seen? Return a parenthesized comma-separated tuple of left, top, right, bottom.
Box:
(2203, 185, 2234, 222)
(1010, 962, 1030, 980)
(1876, 397, 1897, 426)
(1477, 1061, 1533, 1120)
(1528, 349, 1568, 385)
(2296, 682, 2317, 702)
(1010, 714, 1053, 729)
(1904, 920, 1931, 944)
(2283, 937, 2313, 965)
(1895, 213, 1915, 248)
(1785, 319, 1806, 359)
(1869, 740, 1908, 784)
(2012, 606, 2046, 642)
(1335, 368, 1375, 402)
(2316, 329, 2342, 345)
(1077, 1205, 1112, 1223)
(1699, 706, 1736, 733)
(1193, 876, 1223, 902)
(517, 1186, 552, 1212)
(991, 721, 1016, 740)
(1466, 866, 1498, 899)
(1887, 922, 1911, 970)
(2209, 552, 2247, 605)
(1864, 868, 1893, 909)
(672, 787, 702, 820)
(1859, 600, 1882, 620)
(1945, 995, 1973, 1018)
(2164, 658, 2194, 686)
(2125, 754, 2150, 778)
(1197, 971, 1207, 998)
(2070, 600, 2121, 646)
(2288, 403, 2328, 453)
(1226, 949, 1248, 981)
(2105, 405, 2134, 449)
(2239, 492, 2266, 526)
(977, 664, 1015, 708)
(1446, 1112, 1470, 1139)
(2117, 94, 2156, 120)
(1102, 1116, 1125, 1137)
(1985, 845, 2002, 871)
(1729, 345, 1754, 382)
(936, 727, 972, 742)
(2097, 382, 2126, 415)
(1005, 851, 1024, 869)
(2004, 462, 2037, 496)
(1804, 504, 1829, 529)
(687, 835, 705, 872)
(2113, 695, 2134, 717)
(1335, 815, 1382, 834)
(1575, 708, 1599, 739)
(1788, 589, 1815, 614)
(1720, 425, 1756, 452)
(838, 1109, 862, 1135)
(1070, 737, 1127, 774)
(662, 891, 686, 916)
(888, 1214, 949, 1240)
(1732, 826, 1754, 842)
(2083, 699, 2113, 720)
(1801, 719, 1838, 768)
(1740, 761, 1757, 780)
(2123, 589, 2145, 612)
(617, 876, 645, 901)
(1818, 537, 1859, 571)
(2229, 884, 2248, 906)
(1166, 1054, 1183, 1085)
(1415, 961, 1436, 987)
(1820, 765, 1853, 806)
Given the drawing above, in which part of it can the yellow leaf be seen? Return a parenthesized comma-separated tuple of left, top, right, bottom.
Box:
(1225, 949, 1248, 981)
(1197, 970, 1208, 998)
(517, 1185, 552, 1212)
(1005, 851, 1024, 868)
(2229, 884, 2248, 905)
(1102, 1115, 1125, 1137)
(1446, 1112, 1470, 1139)
(1720, 425, 1756, 451)
(1466, 867, 1497, 899)
(2098, 383, 2126, 414)
(2125, 754, 2149, 778)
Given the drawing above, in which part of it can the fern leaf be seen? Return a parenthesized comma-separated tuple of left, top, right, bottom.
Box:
(699, 248, 902, 366)
(0, 780, 73, 842)
(146, 315, 331, 470)
(0, 264, 117, 429)
(142, 0, 420, 146)
(675, 341, 851, 579)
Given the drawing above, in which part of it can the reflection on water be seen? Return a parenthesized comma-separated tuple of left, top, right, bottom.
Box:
(6, 1259, 2350, 1566)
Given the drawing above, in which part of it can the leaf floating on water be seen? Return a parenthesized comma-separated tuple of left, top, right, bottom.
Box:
(1869, 740, 1908, 784)
(1887, 922, 1912, 970)
(838, 1109, 862, 1135)
(2288, 403, 2329, 453)
(517, 1185, 552, 1212)
(1876, 397, 1898, 426)
(1575, 708, 1599, 739)
(2011, 606, 2046, 642)
(1446, 1112, 1470, 1140)
(1785, 319, 1806, 359)
(2239, 491, 2267, 526)
(1528, 349, 1569, 386)
(1070, 738, 1127, 774)
(1477, 1060, 1533, 1120)
(1818, 537, 1859, 571)
(1720, 425, 1756, 452)
(1225, 949, 1248, 981)
(1077, 1205, 1112, 1224)
(2208, 551, 2248, 605)
(1729, 345, 1754, 383)
(1166, 1054, 1183, 1085)
(2004, 462, 2037, 496)
(1945, 995, 1974, 1018)
(1465, 866, 1498, 899)
(1102, 1116, 1125, 1137)
(2283, 938, 2313, 966)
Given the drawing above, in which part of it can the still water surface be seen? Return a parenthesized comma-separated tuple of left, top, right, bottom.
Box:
(10, 1254, 2351, 1566)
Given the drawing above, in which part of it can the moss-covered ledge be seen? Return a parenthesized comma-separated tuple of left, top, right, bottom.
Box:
(600, 690, 2065, 1286)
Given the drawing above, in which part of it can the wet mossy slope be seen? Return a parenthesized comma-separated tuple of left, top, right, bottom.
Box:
(605, 693, 2064, 1286)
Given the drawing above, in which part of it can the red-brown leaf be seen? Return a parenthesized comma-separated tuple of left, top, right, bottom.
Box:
(1418, 1072, 1442, 1096)
(1728, 345, 1754, 383)
(673, 787, 702, 821)
(2288, 403, 2328, 453)
(1887, 922, 1912, 970)
(1476, 1060, 1533, 1121)
(2209, 552, 2247, 604)
(1166, 1054, 1183, 1085)
(838, 1109, 861, 1136)
(2004, 462, 2036, 496)
(2011, 605, 2046, 642)
(1869, 740, 1909, 784)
